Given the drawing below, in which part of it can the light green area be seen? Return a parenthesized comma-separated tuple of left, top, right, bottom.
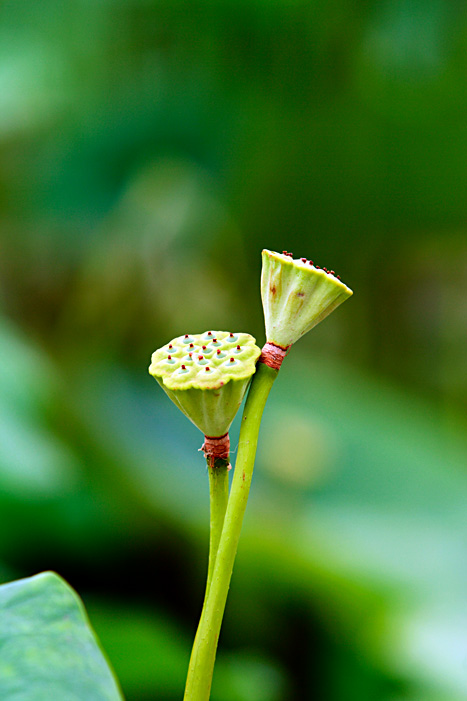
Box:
(0, 572, 123, 700)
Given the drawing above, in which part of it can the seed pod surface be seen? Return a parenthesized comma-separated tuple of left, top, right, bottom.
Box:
(149, 331, 261, 437)
(261, 249, 353, 348)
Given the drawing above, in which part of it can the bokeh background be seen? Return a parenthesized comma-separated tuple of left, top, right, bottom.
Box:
(1, 1, 467, 699)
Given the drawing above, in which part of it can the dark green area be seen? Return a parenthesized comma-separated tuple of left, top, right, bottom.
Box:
(0, 1, 466, 699)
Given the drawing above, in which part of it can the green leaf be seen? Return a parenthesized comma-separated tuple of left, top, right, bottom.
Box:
(0, 572, 124, 700)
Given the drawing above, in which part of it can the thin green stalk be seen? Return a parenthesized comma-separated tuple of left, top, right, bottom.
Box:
(206, 460, 229, 598)
(184, 362, 278, 700)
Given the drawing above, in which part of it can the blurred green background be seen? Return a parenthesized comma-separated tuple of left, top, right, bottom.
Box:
(1, 1, 466, 699)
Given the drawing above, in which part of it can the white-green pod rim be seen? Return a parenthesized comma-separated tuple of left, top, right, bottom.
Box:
(261, 249, 353, 348)
(149, 331, 261, 437)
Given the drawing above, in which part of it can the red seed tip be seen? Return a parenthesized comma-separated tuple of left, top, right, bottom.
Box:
(198, 355, 203, 360)
(337, 275, 341, 280)
(217, 349, 221, 354)
(301, 257, 307, 263)
(230, 357, 235, 362)
(207, 331, 212, 336)
(202, 345, 207, 350)
(330, 270, 335, 276)
(184, 334, 189, 338)
(168, 344, 173, 348)
(229, 332, 234, 337)
(323, 268, 328, 272)
(189, 343, 194, 348)
(181, 364, 186, 370)
(308, 260, 314, 266)
(315, 264, 320, 269)
(168, 355, 172, 360)
(188, 352, 193, 357)
(213, 338, 217, 343)
(205, 366, 210, 372)
(236, 345, 241, 350)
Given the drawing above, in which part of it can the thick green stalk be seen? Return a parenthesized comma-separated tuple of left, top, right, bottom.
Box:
(184, 362, 278, 700)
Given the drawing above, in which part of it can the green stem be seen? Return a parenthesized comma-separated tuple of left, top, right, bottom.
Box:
(183, 362, 278, 700)
(206, 459, 229, 598)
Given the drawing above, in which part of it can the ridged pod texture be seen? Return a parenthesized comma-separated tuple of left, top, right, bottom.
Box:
(149, 331, 261, 437)
(261, 250, 353, 348)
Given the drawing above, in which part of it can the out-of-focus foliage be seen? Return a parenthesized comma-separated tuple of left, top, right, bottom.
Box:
(0, 572, 122, 699)
(0, 0, 466, 699)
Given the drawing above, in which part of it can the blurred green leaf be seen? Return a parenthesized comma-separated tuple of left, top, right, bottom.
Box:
(0, 572, 123, 700)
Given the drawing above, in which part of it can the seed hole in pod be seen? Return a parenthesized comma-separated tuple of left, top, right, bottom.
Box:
(205, 366, 212, 372)
(202, 345, 207, 350)
(234, 345, 242, 354)
(189, 343, 194, 348)
(183, 335, 194, 344)
(204, 331, 213, 339)
(166, 356, 176, 364)
(211, 338, 222, 347)
(216, 351, 226, 359)
(178, 364, 189, 374)
(228, 333, 238, 343)
(229, 357, 235, 363)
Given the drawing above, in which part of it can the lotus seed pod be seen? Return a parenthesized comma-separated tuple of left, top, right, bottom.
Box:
(261, 249, 353, 352)
(149, 331, 261, 454)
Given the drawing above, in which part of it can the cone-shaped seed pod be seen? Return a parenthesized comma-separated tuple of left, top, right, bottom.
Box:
(261, 250, 353, 353)
(149, 331, 261, 464)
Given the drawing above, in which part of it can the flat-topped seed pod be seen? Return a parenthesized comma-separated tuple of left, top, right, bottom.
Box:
(261, 249, 353, 351)
(149, 331, 261, 440)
